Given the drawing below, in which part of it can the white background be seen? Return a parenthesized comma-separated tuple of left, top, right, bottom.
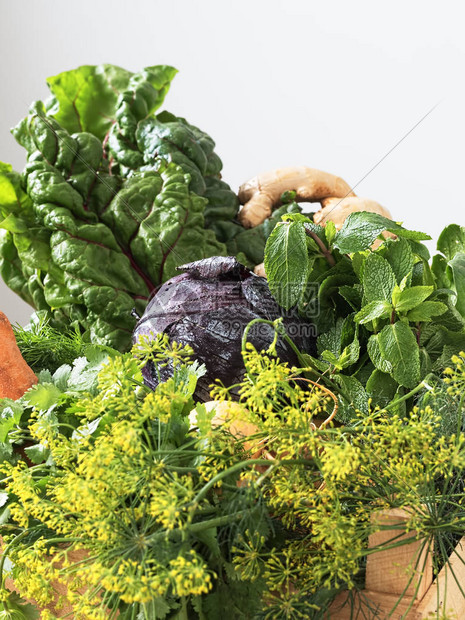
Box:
(0, 0, 464, 324)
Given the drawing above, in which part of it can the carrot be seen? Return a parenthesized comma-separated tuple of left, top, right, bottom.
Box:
(0, 312, 37, 400)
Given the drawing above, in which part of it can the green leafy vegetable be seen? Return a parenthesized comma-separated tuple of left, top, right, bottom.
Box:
(355, 300, 392, 324)
(362, 254, 396, 303)
(264, 221, 308, 309)
(333, 212, 430, 254)
(407, 301, 448, 322)
(45, 64, 134, 140)
(0, 64, 278, 351)
(393, 285, 433, 313)
(265, 209, 465, 410)
(447, 253, 465, 316)
(376, 322, 420, 388)
(436, 223, 465, 261)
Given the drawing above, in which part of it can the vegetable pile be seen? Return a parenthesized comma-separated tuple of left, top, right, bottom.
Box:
(2, 61, 465, 620)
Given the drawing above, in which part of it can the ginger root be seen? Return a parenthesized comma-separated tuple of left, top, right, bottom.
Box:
(238, 166, 355, 228)
(238, 166, 395, 275)
(0, 312, 37, 400)
(238, 166, 393, 232)
(314, 196, 392, 229)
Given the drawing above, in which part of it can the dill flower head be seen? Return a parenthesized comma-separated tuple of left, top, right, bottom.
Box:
(4, 339, 465, 618)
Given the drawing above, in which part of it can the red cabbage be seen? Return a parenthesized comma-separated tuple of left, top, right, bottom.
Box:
(133, 257, 316, 401)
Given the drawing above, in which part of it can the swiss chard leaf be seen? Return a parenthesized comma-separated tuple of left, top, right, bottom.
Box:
(46, 64, 177, 142)
(3, 66, 260, 351)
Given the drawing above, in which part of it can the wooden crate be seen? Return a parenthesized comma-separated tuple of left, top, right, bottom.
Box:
(327, 509, 465, 619)
(4, 508, 465, 618)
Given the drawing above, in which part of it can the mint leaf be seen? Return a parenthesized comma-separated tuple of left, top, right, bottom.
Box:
(366, 369, 398, 407)
(300, 353, 330, 374)
(333, 212, 430, 254)
(432, 254, 452, 290)
(437, 224, 465, 260)
(303, 221, 325, 242)
(367, 334, 393, 374)
(321, 318, 359, 370)
(335, 374, 369, 415)
(448, 252, 465, 316)
(377, 322, 420, 388)
(362, 254, 396, 303)
(385, 237, 414, 285)
(339, 335, 360, 369)
(355, 300, 392, 324)
(334, 212, 390, 253)
(408, 239, 431, 262)
(325, 221, 337, 246)
(411, 259, 435, 287)
(389, 385, 407, 417)
(391, 283, 402, 307)
(407, 301, 448, 322)
(321, 350, 341, 366)
(318, 273, 357, 305)
(264, 221, 309, 309)
(281, 212, 310, 223)
(394, 285, 434, 313)
(318, 318, 344, 356)
(339, 284, 363, 310)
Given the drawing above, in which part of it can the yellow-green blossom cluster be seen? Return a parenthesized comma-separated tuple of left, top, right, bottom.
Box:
(4, 341, 465, 618)
(1, 338, 222, 618)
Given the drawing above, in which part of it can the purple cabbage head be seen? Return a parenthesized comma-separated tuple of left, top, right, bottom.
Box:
(133, 256, 316, 401)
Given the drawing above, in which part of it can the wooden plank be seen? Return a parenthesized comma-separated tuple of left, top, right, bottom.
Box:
(416, 536, 465, 619)
(365, 508, 433, 600)
(327, 589, 422, 619)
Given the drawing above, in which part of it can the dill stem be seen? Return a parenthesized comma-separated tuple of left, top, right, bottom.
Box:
(384, 373, 436, 412)
(192, 457, 312, 506)
(193, 458, 274, 506)
(241, 318, 343, 396)
(0, 526, 43, 602)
